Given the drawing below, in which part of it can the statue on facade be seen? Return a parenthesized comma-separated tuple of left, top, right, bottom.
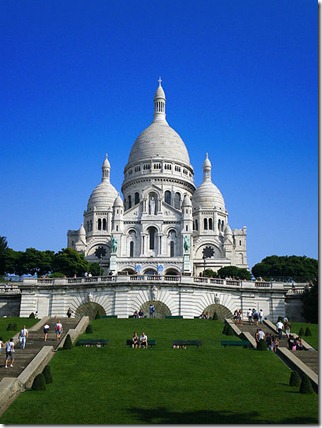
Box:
(88, 292, 93, 302)
(183, 235, 190, 252)
(149, 196, 156, 215)
(111, 236, 118, 253)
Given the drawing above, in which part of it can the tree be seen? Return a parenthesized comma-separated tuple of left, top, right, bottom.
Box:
(52, 248, 89, 277)
(0, 236, 8, 275)
(251, 255, 318, 283)
(302, 280, 318, 323)
(88, 262, 101, 276)
(21, 248, 55, 277)
(217, 266, 252, 280)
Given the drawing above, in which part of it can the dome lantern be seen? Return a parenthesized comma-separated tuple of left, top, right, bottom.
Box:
(153, 77, 166, 122)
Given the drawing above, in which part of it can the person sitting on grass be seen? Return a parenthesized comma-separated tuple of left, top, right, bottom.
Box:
(131, 332, 139, 348)
(140, 332, 148, 348)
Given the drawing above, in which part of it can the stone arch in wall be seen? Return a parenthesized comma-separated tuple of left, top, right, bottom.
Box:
(202, 303, 233, 320)
(140, 300, 171, 318)
(75, 302, 106, 320)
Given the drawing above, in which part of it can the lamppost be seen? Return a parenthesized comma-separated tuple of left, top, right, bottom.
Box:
(99, 255, 102, 277)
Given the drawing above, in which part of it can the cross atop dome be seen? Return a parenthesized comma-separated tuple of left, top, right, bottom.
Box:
(158, 76, 162, 86)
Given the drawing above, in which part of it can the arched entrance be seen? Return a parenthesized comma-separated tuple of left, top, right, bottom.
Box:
(75, 302, 106, 320)
(203, 304, 232, 320)
(140, 300, 171, 318)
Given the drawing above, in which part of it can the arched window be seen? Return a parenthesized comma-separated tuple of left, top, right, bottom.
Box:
(170, 241, 175, 257)
(98, 219, 102, 230)
(195, 219, 198, 231)
(218, 219, 221, 231)
(174, 192, 181, 209)
(165, 190, 171, 205)
(103, 219, 107, 230)
(130, 241, 134, 257)
(149, 227, 157, 250)
(128, 195, 132, 209)
(204, 218, 208, 230)
(209, 218, 213, 230)
(135, 192, 139, 205)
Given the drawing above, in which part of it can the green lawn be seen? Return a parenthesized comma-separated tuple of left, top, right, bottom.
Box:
(0, 319, 318, 424)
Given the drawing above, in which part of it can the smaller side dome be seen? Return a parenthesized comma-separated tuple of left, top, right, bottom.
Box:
(79, 224, 86, 237)
(113, 193, 123, 207)
(182, 194, 192, 207)
(192, 154, 225, 211)
(87, 155, 118, 211)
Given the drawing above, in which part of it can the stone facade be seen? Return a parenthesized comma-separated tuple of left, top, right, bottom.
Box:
(67, 80, 247, 276)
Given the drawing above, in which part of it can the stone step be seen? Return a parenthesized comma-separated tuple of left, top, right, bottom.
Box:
(0, 317, 80, 382)
(235, 320, 318, 375)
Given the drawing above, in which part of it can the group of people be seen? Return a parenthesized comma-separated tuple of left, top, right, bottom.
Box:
(247, 308, 264, 325)
(233, 308, 264, 325)
(276, 317, 291, 339)
(255, 329, 280, 352)
(288, 335, 304, 351)
(132, 309, 145, 318)
(131, 331, 148, 348)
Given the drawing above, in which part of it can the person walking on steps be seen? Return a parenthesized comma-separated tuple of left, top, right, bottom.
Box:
(4, 338, 15, 368)
(55, 320, 63, 341)
(19, 325, 29, 349)
(43, 323, 50, 341)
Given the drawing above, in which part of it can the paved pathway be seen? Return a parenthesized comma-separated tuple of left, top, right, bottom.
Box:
(0, 317, 80, 381)
(237, 321, 318, 375)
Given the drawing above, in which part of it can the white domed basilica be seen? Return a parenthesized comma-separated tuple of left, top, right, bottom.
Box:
(67, 80, 248, 276)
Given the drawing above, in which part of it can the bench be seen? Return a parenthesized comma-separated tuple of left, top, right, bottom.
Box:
(126, 339, 156, 348)
(172, 340, 202, 348)
(165, 315, 183, 319)
(76, 339, 109, 347)
(221, 340, 250, 348)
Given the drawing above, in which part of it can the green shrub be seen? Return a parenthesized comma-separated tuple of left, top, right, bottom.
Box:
(299, 374, 314, 394)
(305, 327, 312, 337)
(213, 312, 219, 320)
(42, 365, 53, 384)
(29, 312, 35, 319)
(63, 334, 73, 350)
(226, 325, 235, 336)
(13, 323, 17, 331)
(6, 323, 13, 331)
(32, 373, 46, 391)
(257, 339, 267, 351)
(95, 311, 101, 320)
(86, 324, 93, 334)
(222, 323, 228, 335)
(298, 327, 305, 337)
(289, 371, 301, 387)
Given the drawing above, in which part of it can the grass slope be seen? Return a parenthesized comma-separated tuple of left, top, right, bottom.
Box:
(0, 319, 318, 424)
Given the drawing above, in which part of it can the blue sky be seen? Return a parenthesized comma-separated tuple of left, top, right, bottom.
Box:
(0, 0, 318, 269)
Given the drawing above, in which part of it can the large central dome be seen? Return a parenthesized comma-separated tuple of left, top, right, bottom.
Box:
(126, 80, 191, 168)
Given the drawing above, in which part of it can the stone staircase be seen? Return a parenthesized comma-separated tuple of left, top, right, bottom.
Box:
(237, 321, 318, 375)
(0, 317, 80, 381)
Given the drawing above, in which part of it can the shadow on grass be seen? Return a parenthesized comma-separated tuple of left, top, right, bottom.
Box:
(127, 406, 318, 424)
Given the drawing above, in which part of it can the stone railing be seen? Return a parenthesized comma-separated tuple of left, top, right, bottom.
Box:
(0, 285, 21, 294)
(20, 275, 309, 293)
